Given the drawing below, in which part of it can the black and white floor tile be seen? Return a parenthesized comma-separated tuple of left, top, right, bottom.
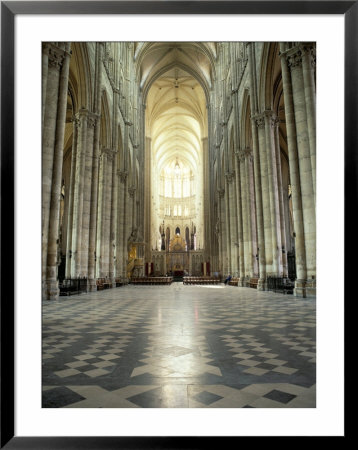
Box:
(42, 284, 316, 408)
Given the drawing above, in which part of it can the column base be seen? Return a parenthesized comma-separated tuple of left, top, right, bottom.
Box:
(294, 279, 307, 298)
(88, 279, 97, 292)
(305, 278, 316, 297)
(45, 280, 59, 301)
(257, 278, 266, 291)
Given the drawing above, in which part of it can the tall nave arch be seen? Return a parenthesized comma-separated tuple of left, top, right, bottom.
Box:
(42, 41, 316, 300)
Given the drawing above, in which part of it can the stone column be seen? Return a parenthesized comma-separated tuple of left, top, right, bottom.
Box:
(70, 109, 88, 278)
(234, 151, 245, 284)
(226, 171, 238, 276)
(42, 43, 49, 127)
(80, 114, 96, 278)
(239, 150, 249, 283)
(287, 48, 316, 296)
(264, 110, 282, 276)
(273, 119, 288, 277)
(251, 119, 266, 284)
(87, 117, 100, 290)
(244, 148, 257, 278)
(301, 43, 316, 204)
(65, 116, 79, 279)
(117, 170, 128, 279)
(202, 137, 210, 264)
(102, 149, 114, 278)
(248, 42, 265, 289)
(280, 44, 307, 296)
(224, 181, 232, 275)
(42, 43, 71, 300)
(255, 114, 272, 278)
(217, 188, 226, 275)
(109, 151, 118, 287)
(88, 42, 104, 290)
(144, 136, 152, 264)
(96, 148, 109, 278)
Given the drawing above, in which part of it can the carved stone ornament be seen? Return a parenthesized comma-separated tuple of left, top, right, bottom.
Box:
(302, 44, 316, 69)
(225, 171, 235, 183)
(253, 115, 265, 129)
(128, 186, 136, 197)
(264, 111, 277, 129)
(118, 170, 128, 183)
(217, 188, 225, 198)
(238, 150, 246, 162)
(101, 148, 116, 162)
(87, 114, 98, 129)
(287, 50, 302, 70)
(71, 115, 81, 129)
(243, 147, 253, 159)
(48, 46, 65, 70)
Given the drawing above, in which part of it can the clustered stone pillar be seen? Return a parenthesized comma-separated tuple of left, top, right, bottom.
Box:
(42, 42, 71, 300)
(255, 114, 274, 277)
(70, 109, 88, 278)
(273, 117, 288, 277)
(245, 148, 257, 278)
(88, 43, 104, 291)
(264, 110, 283, 276)
(226, 171, 238, 276)
(238, 149, 249, 283)
(234, 150, 245, 285)
(248, 42, 266, 290)
(117, 170, 128, 279)
(280, 43, 316, 297)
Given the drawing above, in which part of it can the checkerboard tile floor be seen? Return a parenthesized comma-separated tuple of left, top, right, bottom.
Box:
(42, 284, 316, 408)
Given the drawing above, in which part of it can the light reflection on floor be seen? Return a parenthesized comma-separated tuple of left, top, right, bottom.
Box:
(42, 284, 316, 408)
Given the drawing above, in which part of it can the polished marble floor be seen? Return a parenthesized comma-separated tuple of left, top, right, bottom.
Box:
(42, 283, 316, 408)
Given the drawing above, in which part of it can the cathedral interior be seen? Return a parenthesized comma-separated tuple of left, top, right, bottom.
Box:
(42, 42, 316, 408)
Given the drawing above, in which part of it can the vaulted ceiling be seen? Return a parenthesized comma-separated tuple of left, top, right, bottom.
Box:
(136, 43, 217, 175)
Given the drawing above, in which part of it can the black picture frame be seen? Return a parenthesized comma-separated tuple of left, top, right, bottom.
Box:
(1, 1, 353, 447)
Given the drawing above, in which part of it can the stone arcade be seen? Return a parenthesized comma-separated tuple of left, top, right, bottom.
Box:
(42, 42, 316, 300)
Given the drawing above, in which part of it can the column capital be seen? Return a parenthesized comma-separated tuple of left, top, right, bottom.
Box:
(101, 147, 116, 161)
(301, 43, 316, 69)
(118, 170, 128, 183)
(225, 171, 235, 183)
(128, 185, 136, 197)
(73, 109, 89, 128)
(286, 49, 303, 70)
(217, 188, 225, 198)
(71, 115, 81, 129)
(87, 112, 100, 128)
(251, 114, 265, 129)
(243, 147, 253, 159)
(263, 110, 278, 128)
(48, 44, 65, 70)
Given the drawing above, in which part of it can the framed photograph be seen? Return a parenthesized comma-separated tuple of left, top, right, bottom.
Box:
(1, 1, 352, 447)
